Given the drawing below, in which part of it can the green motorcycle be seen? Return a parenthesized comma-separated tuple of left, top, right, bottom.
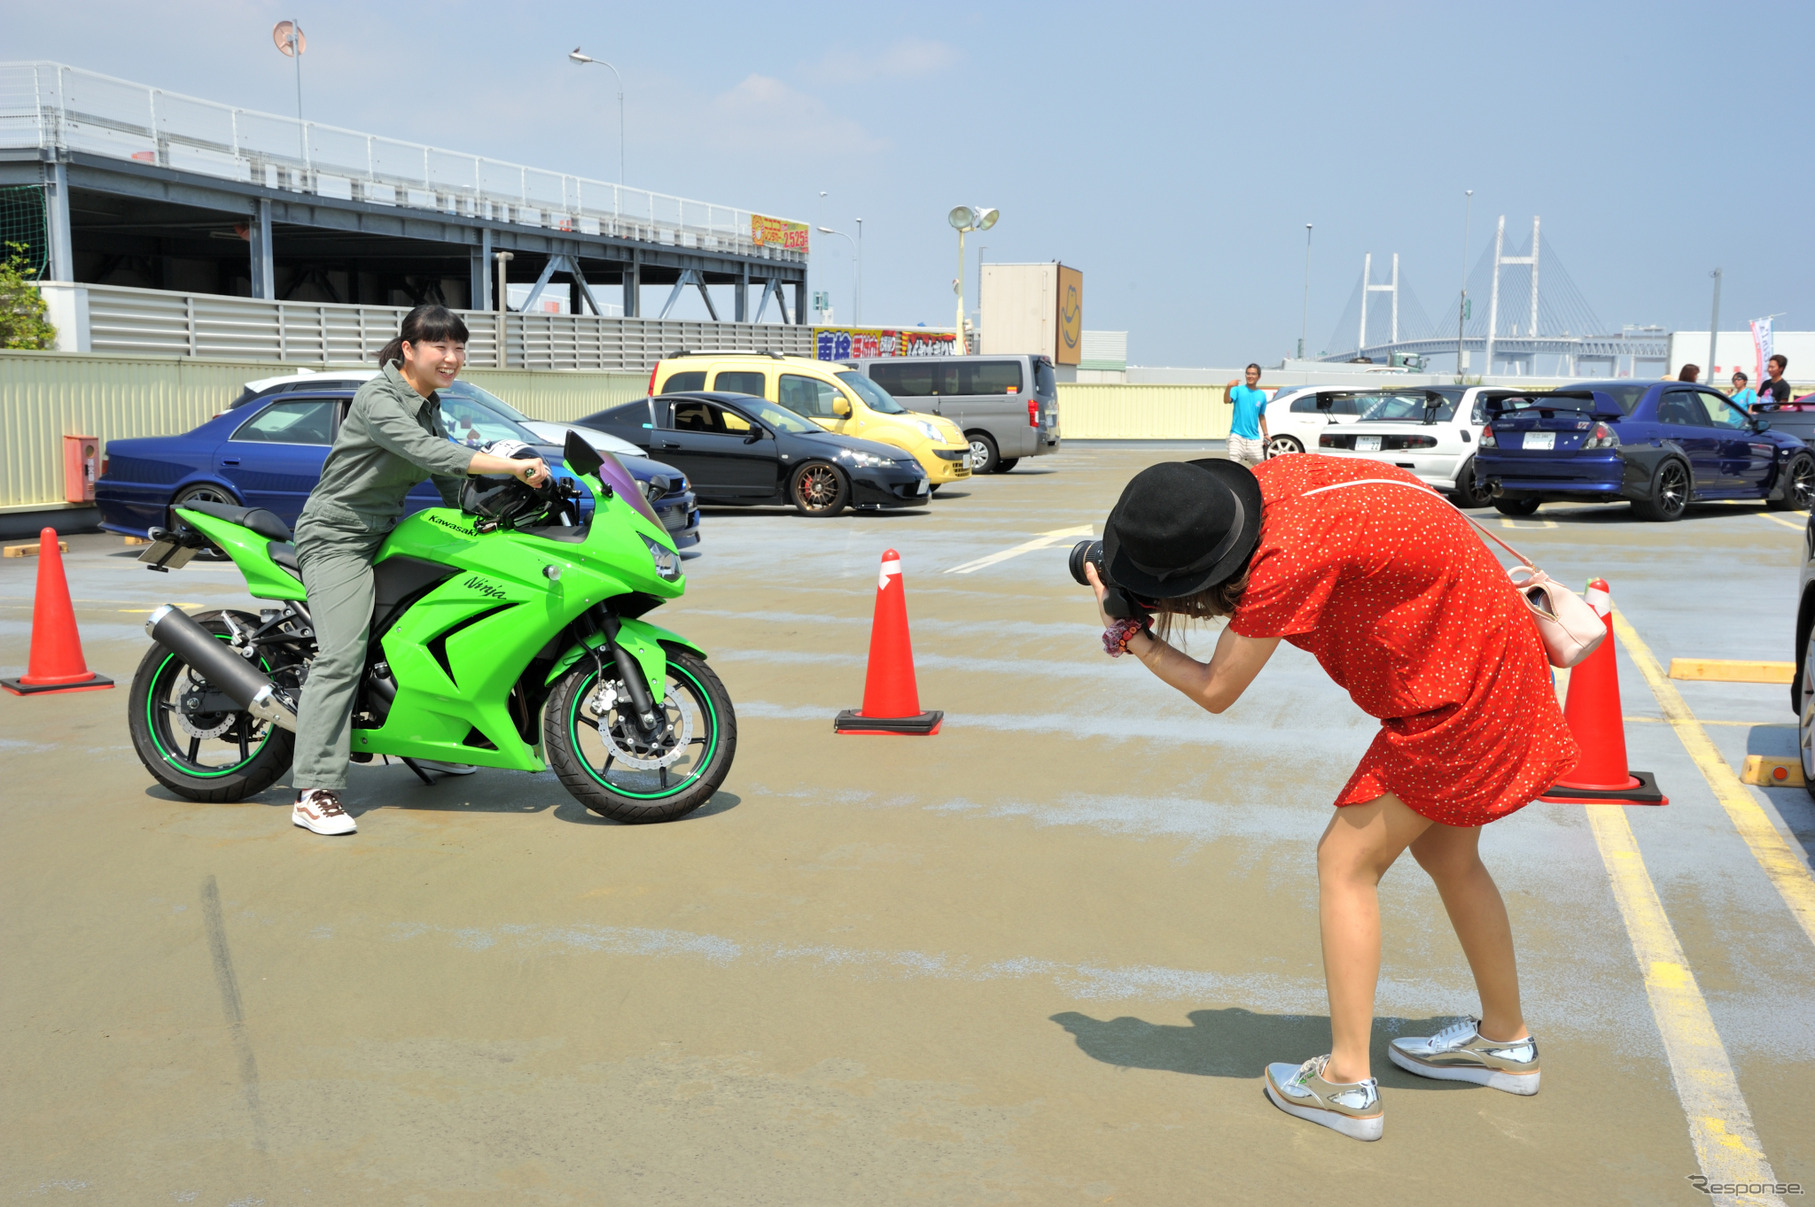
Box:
(127, 434, 735, 823)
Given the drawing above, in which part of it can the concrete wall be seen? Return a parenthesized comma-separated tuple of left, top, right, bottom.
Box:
(1054, 384, 1230, 440)
(0, 351, 645, 511)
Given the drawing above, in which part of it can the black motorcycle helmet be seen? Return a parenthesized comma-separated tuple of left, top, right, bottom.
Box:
(460, 440, 548, 531)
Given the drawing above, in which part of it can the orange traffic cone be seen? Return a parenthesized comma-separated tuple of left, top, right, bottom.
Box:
(835, 549, 942, 735)
(1, 528, 113, 696)
(1538, 578, 1664, 806)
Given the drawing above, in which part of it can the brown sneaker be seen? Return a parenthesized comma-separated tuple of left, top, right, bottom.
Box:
(1263, 1055, 1383, 1141)
(292, 789, 356, 836)
(1389, 1017, 1539, 1095)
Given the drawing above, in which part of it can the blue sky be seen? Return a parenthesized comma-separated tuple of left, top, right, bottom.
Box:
(9, 0, 1812, 364)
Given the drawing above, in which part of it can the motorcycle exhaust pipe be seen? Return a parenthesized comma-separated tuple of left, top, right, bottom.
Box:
(145, 604, 298, 732)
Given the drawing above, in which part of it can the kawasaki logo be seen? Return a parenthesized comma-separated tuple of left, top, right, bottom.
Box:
(464, 575, 508, 600)
(428, 514, 475, 534)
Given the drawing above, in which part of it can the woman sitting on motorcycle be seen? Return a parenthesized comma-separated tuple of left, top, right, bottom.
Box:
(290, 305, 549, 836)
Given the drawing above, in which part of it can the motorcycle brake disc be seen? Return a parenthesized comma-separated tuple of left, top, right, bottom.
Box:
(588, 679, 693, 770)
(177, 673, 236, 739)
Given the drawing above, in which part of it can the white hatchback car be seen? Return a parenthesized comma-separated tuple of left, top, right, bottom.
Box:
(1261, 386, 1387, 457)
(1310, 386, 1520, 507)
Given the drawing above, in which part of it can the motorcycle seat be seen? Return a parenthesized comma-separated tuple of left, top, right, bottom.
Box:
(176, 498, 294, 542)
(267, 541, 302, 580)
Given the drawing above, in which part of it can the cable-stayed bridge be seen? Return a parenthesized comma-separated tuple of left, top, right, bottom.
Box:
(1319, 216, 1667, 377)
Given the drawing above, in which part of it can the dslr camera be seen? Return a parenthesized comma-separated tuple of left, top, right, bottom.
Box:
(1068, 539, 1150, 621)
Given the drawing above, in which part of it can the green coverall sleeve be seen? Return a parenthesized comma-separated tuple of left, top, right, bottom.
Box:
(433, 474, 464, 508)
(361, 395, 478, 478)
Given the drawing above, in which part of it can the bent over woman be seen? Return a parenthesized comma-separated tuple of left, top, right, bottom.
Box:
(290, 305, 549, 836)
(1083, 453, 1577, 1142)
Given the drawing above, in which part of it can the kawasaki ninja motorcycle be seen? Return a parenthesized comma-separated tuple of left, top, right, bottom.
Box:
(126, 433, 734, 823)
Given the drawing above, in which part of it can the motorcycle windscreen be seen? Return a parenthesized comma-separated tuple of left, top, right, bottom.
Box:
(593, 450, 666, 532)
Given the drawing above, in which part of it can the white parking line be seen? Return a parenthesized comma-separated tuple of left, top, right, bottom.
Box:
(945, 525, 1093, 575)
(1500, 518, 1559, 530)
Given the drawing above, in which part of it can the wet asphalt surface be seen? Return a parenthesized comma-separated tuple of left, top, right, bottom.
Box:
(3, 442, 1812, 1204)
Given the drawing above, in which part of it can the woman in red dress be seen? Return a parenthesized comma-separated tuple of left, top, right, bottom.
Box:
(1084, 454, 1576, 1142)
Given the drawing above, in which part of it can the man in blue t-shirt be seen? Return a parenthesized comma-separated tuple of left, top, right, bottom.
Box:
(1223, 363, 1270, 466)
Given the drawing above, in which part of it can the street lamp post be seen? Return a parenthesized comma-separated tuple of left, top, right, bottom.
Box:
(817, 226, 858, 326)
(1457, 189, 1474, 383)
(568, 49, 625, 185)
(949, 205, 998, 353)
(854, 218, 863, 324)
(1299, 224, 1312, 360)
(1707, 268, 1722, 386)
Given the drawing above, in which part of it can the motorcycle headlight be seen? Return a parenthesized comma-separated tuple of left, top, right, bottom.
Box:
(641, 534, 682, 582)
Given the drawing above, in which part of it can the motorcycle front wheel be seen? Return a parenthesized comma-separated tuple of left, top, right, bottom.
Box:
(544, 647, 736, 823)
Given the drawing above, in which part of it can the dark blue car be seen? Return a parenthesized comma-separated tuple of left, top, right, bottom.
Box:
(1476, 380, 1815, 521)
(96, 386, 701, 547)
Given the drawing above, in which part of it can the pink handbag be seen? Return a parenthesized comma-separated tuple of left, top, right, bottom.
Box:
(1301, 478, 1606, 668)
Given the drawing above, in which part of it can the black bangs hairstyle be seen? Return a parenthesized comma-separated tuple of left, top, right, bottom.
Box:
(376, 304, 470, 369)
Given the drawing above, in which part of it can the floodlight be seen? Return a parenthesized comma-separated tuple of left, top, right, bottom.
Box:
(948, 205, 977, 231)
(974, 207, 999, 231)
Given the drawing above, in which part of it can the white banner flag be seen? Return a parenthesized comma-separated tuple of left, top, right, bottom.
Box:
(1752, 318, 1774, 383)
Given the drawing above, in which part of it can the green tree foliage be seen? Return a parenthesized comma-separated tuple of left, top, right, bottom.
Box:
(0, 241, 56, 350)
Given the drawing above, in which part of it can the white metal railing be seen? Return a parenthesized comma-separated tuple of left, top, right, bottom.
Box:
(38, 282, 812, 371)
(0, 61, 807, 261)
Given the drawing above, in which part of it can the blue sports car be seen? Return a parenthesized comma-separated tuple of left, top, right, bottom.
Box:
(96, 384, 701, 547)
(1476, 379, 1815, 521)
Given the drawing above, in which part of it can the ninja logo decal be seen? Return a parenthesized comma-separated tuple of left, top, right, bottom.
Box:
(463, 575, 508, 600)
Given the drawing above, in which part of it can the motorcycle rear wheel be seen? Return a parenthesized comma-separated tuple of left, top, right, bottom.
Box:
(545, 647, 736, 823)
(128, 610, 295, 803)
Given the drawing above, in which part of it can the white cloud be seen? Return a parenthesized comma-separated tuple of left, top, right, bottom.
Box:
(701, 73, 888, 156)
(814, 38, 961, 85)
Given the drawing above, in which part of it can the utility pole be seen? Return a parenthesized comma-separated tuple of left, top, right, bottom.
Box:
(854, 217, 863, 325)
(1457, 190, 1472, 383)
(1299, 223, 1312, 361)
(1707, 268, 1722, 384)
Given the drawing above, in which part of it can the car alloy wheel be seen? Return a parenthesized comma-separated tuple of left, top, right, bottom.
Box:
(1651, 460, 1689, 520)
(1801, 627, 1815, 800)
(789, 462, 848, 517)
(1770, 452, 1815, 511)
(1455, 457, 1494, 508)
(968, 433, 999, 474)
(1265, 435, 1303, 458)
(169, 484, 237, 559)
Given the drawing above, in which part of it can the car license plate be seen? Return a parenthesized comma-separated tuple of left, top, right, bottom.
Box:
(1523, 432, 1555, 450)
(1354, 435, 1381, 452)
(916, 479, 930, 494)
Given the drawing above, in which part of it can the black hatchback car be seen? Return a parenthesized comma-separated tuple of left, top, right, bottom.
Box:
(576, 392, 931, 516)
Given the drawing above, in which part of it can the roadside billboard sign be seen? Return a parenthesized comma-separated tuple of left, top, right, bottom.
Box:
(752, 215, 810, 251)
(1056, 264, 1083, 365)
(815, 327, 958, 360)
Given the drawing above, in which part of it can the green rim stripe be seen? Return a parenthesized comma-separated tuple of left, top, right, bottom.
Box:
(570, 663, 717, 799)
(145, 645, 274, 778)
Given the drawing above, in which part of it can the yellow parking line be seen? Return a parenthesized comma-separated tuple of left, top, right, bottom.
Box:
(1585, 806, 1783, 1197)
(1757, 513, 1804, 532)
(1612, 609, 1815, 950)
(1500, 519, 1559, 530)
(944, 525, 1092, 575)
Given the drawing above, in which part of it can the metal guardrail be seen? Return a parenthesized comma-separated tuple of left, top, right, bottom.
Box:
(41, 282, 813, 370)
(0, 61, 806, 261)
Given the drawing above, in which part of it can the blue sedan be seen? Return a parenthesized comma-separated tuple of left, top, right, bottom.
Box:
(96, 386, 701, 547)
(1476, 380, 1814, 521)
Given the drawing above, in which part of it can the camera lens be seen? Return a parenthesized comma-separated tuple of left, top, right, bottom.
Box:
(1068, 539, 1104, 586)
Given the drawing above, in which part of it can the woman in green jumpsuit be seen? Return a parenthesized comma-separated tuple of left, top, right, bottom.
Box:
(291, 306, 548, 836)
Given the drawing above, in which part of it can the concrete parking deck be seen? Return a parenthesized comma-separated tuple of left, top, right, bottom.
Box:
(3, 445, 1813, 1204)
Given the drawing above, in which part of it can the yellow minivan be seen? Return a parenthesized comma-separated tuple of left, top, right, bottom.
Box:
(650, 353, 972, 486)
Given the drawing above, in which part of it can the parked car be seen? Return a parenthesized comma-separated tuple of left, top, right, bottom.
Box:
(1261, 387, 1383, 457)
(1475, 380, 1814, 521)
(97, 386, 702, 548)
(837, 353, 1060, 473)
(1313, 386, 1521, 507)
(1792, 513, 1815, 795)
(232, 370, 651, 464)
(649, 353, 971, 488)
(575, 391, 929, 516)
(1753, 391, 1815, 445)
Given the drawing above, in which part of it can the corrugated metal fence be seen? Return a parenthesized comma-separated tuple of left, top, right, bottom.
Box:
(0, 353, 1231, 511)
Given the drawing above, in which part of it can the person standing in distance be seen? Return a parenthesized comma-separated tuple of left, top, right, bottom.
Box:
(1728, 371, 1758, 411)
(289, 305, 551, 837)
(1760, 354, 1793, 407)
(1223, 363, 1270, 466)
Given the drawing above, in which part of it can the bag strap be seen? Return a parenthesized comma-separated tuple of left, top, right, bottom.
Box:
(1299, 477, 1537, 570)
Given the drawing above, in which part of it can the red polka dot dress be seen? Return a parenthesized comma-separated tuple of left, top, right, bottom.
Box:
(1228, 455, 1578, 826)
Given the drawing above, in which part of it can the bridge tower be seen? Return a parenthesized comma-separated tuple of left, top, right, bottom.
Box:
(1484, 216, 1540, 375)
(1358, 252, 1399, 362)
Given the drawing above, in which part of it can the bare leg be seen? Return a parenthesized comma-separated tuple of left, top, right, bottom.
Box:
(1317, 792, 1435, 1083)
(1408, 823, 1529, 1043)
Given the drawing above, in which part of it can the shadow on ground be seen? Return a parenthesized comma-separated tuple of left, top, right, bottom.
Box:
(1051, 1007, 1470, 1089)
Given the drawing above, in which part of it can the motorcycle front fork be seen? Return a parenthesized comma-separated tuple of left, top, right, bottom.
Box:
(585, 611, 660, 735)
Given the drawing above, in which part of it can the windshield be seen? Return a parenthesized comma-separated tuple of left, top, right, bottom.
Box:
(441, 380, 536, 424)
(1359, 391, 1460, 423)
(732, 396, 825, 435)
(435, 388, 546, 449)
(837, 370, 908, 414)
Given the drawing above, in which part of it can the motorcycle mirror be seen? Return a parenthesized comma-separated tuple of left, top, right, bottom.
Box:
(562, 428, 604, 478)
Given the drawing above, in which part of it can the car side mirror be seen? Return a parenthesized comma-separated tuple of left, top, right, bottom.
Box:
(1751, 416, 1772, 433)
(832, 397, 852, 418)
(743, 427, 765, 443)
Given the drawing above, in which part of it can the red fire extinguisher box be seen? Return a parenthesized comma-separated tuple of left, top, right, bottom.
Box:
(63, 435, 100, 504)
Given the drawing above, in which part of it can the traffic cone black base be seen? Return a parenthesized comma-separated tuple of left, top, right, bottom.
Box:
(833, 709, 943, 735)
(1, 675, 114, 696)
(1538, 770, 1665, 806)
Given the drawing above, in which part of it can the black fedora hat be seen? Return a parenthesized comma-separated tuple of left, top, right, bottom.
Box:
(1101, 459, 1263, 599)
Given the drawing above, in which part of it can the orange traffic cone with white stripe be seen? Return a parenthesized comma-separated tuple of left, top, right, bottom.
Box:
(2, 528, 113, 696)
(1538, 578, 1665, 806)
(835, 549, 942, 735)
